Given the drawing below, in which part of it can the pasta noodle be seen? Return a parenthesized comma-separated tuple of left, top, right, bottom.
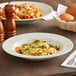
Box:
(1, 4, 43, 19)
(15, 40, 60, 56)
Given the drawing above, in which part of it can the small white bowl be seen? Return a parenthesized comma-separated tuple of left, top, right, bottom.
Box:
(0, 1, 53, 24)
(2, 32, 73, 61)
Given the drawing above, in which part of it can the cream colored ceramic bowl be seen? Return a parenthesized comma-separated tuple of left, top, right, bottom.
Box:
(2, 33, 73, 61)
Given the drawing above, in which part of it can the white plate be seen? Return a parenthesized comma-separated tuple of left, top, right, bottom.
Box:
(2, 33, 73, 61)
(0, 1, 53, 24)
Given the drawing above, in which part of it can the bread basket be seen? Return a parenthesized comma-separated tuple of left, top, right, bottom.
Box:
(54, 4, 76, 32)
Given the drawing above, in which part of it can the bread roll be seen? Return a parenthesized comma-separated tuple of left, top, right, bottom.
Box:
(66, 5, 76, 17)
(59, 13, 74, 22)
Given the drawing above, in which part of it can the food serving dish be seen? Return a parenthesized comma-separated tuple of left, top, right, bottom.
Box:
(0, 1, 53, 24)
(2, 33, 73, 61)
(54, 4, 76, 32)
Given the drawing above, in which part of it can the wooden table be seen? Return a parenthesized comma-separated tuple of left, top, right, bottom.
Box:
(0, 0, 76, 76)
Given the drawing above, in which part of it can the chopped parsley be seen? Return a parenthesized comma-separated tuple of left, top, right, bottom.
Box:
(46, 53, 48, 55)
(24, 48, 29, 51)
(54, 46, 57, 50)
(37, 52, 40, 56)
(21, 14, 24, 19)
(38, 48, 41, 51)
(32, 46, 34, 48)
(23, 9, 27, 14)
(43, 41, 46, 43)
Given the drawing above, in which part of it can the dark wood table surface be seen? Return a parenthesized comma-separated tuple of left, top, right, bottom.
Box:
(0, 0, 76, 76)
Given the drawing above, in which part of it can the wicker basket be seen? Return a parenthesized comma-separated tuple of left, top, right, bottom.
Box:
(54, 16, 76, 32)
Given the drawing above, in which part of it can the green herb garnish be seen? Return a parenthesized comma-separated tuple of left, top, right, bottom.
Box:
(32, 46, 34, 48)
(24, 9, 27, 14)
(24, 48, 29, 51)
(46, 53, 48, 55)
(21, 14, 24, 19)
(43, 41, 46, 43)
(38, 48, 41, 51)
(54, 46, 57, 50)
(37, 52, 40, 55)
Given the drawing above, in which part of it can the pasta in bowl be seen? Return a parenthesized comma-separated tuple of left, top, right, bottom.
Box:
(1, 4, 43, 19)
(0, 1, 53, 23)
(2, 33, 73, 61)
(16, 40, 60, 56)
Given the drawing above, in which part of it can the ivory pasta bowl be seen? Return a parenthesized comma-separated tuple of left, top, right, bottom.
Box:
(0, 1, 53, 23)
(2, 33, 73, 61)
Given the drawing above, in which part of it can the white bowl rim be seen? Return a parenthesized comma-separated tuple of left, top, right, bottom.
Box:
(2, 32, 74, 60)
